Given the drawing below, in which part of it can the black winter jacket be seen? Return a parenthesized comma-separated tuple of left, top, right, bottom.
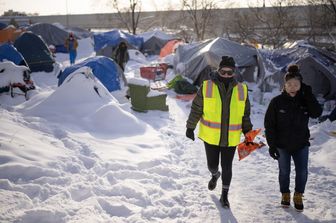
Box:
(264, 84, 322, 153)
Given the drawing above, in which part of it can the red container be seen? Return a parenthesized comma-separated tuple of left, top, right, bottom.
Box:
(140, 63, 168, 81)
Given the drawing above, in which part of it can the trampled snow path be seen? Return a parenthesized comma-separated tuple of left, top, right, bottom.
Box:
(1, 90, 336, 222)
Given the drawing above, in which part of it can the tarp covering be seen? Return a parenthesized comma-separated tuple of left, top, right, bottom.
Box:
(260, 43, 336, 99)
(174, 37, 259, 85)
(0, 22, 7, 30)
(93, 29, 143, 52)
(0, 43, 27, 66)
(58, 56, 122, 92)
(14, 32, 55, 72)
(0, 25, 23, 43)
(159, 39, 183, 58)
(27, 23, 69, 46)
(138, 30, 175, 55)
(26, 23, 71, 52)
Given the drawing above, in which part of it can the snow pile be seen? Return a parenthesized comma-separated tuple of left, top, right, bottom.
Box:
(309, 120, 336, 171)
(0, 61, 29, 87)
(17, 67, 149, 137)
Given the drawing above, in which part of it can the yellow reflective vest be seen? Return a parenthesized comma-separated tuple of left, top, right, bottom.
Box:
(198, 80, 247, 146)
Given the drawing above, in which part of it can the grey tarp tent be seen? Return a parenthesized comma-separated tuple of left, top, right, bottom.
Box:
(27, 23, 69, 48)
(174, 37, 261, 85)
(138, 30, 175, 55)
(260, 44, 336, 99)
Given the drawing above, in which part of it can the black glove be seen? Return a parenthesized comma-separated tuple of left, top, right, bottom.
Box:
(186, 128, 195, 141)
(269, 147, 280, 160)
(300, 83, 313, 98)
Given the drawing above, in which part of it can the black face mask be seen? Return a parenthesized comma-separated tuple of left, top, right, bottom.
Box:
(217, 74, 233, 83)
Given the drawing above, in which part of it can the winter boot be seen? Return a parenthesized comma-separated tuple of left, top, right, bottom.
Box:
(281, 193, 290, 207)
(293, 192, 304, 212)
(219, 188, 230, 209)
(208, 171, 220, 191)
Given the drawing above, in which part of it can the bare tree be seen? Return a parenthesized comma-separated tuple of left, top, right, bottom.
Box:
(305, 0, 336, 48)
(247, 0, 299, 48)
(229, 9, 259, 44)
(182, 0, 217, 41)
(112, 0, 142, 34)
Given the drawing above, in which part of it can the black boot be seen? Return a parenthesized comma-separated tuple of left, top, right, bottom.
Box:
(293, 192, 304, 212)
(208, 171, 221, 191)
(219, 188, 230, 208)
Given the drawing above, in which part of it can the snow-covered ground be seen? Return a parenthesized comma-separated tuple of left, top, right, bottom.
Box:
(0, 38, 335, 223)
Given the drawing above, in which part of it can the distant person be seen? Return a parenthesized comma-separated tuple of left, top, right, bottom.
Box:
(264, 64, 322, 212)
(112, 41, 129, 71)
(65, 32, 78, 65)
(186, 56, 253, 209)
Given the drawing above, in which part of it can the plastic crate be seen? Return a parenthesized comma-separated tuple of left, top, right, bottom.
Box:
(140, 63, 168, 81)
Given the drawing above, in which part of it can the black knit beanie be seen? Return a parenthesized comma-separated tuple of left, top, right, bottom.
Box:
(219, 56, 236, 69)
(284, 64, 302, 82)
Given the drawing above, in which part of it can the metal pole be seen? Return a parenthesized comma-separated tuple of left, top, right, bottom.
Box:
(66, 0, 69, 27)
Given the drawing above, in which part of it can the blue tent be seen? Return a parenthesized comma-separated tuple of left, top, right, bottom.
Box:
(93, 29, 143, 52)
(58, 56, 122, 92)
(0, 43, 28, 66)
(0, 22, 7, 30)
(14, 32, 55, 72)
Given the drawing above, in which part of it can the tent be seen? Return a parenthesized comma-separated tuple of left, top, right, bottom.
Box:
(138, 30, 175, 55)
(14, 32, 55, 73)
(58, 56, 123, 92)
(174, 37, 261, 85)
(260, 44, 336, 99)
(0, 22, 7, 30)
(0, 43, 28, 66)
(159, 39, 183, 58)
(0, 25, 23, 44)
(93, 29, 143, 52)
(26, 23, 70, 53)
(66, 26, 91, 39)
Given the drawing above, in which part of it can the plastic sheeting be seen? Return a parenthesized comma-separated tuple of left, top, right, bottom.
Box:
(174, 37, 259, 85)
(93, 29, 143, 52)
(58, 56, 122, 92)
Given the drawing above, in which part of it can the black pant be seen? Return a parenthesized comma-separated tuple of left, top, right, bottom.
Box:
(204, 142, 236, 188)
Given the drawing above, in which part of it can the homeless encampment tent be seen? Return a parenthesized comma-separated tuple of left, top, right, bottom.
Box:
(174, 37, 261, 85)
(0, 25, 24, 44)
(14, 32, 55, 73)
(58, 56, 123, 92)
(26, 23, 71, 53)
(94, 29, 143, 56)
(260, 42, 336, 100)
(0, 22, 7, 30)
(138, 30, 175, 55)
(159, 39, 183, 58)
(0, 43, 28, 66)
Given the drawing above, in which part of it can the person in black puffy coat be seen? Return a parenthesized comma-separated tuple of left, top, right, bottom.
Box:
(264, 64, 322, 212)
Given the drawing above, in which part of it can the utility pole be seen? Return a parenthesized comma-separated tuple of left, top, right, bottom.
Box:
(66, 0, 69, 27)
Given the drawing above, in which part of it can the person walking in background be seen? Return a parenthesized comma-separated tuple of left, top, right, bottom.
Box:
(65, 32, 78, 65)
(264, 64, 322, 212)
(186, 56, 253, 208)
(113, 41, 129, 71)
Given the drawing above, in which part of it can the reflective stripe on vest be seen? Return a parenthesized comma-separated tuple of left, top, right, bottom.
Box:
(198, 80, 247, 146)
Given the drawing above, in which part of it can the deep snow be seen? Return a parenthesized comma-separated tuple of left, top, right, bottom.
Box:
(0, 37, 335, 223)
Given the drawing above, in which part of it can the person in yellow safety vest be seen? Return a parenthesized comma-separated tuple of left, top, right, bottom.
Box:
(186, 56, 253, 209)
